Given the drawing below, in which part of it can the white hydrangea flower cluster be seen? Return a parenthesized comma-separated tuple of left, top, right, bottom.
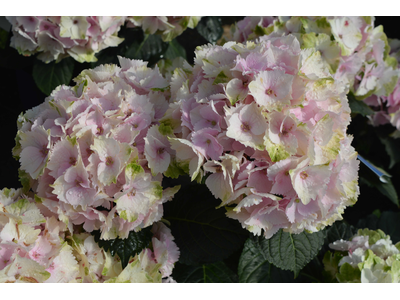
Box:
(328, 228, 400, 283)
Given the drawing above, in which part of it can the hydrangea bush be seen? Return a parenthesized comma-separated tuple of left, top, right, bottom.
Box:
(325, 229, 400, 283)
(2, 15, 400, 284)
(160, 33, 360, 238)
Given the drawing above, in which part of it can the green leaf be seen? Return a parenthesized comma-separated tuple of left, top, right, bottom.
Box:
(125, 34, 168, 66)
(378, 136, 400, 169)
(259, 229, 326, 278)
(172, 261, 237, 283)
(164, 38, 186, 60)
(196, 17, 223, 44)
(163, 183, 248, 265)
(92, 227, 153, 269)
(348, 93, 374, 116)
(238, 235, 295, 283)
(32, 57, 75, 95)
(325, 221, 357, 244)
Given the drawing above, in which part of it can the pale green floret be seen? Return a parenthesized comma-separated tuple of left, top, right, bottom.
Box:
(153, 182, 163, 200)
(383, 74, 399, 96)
(264, 137, 290, 162)
(2, 188, 11, 198)
(150, 86, 170, 92)
(34, 194, 43, 203)
(125, 162, 145, 181)
(315, 132, 342, 165)
(66, 135, 77, 146)
(253, 25, 269, 37)
(18, 169, 32, 194)
(158, 123, 174, 136)
(213, 71, 230, 85)
(69, 50, 97, 63)
(315, 18, 330, 29)
(385, 56, 398, 69)
(159, 118, 180, 132)
(164, 159, 189, 179)
(342, 180, 359, 203)
(356, 229, 387, 245)
(336, 262, 361, 283)
(362, 16, 373, 25)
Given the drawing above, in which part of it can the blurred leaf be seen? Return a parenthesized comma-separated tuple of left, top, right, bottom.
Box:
(196, 17, 223, 44)
(357, 211, 400, 243)
(125, 34, 168, 66)
(91, 47, 120, 68)
(376, 211, 400, 243)
(348, 94, 374, 116)
(238, 235, 295, 283)
(357, 213, 379, 230)
(257, 229, 326, 278)
(172, 261, 237, 283)
(163, 183, 248, 265)
(360, 176, 399, 207)
(164, 38, 186, 60)
(378, 136, 400, 169)
(0, 28, 8, 49)
(92, 227, 153, 268)
(32, 57, 74, 95)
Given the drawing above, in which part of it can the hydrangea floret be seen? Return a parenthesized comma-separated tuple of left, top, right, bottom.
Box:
(6, 16, 126, 63)
(161, 33, 359, 238)
(12, 56, 180, 241)
(325, 228, 400, 283)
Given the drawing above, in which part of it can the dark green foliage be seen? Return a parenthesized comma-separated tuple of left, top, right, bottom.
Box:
(32, 57, 74, 95)
(92, 226, 153, 268)
(172, 261, 238, 283)
(163, 183, 248, 265)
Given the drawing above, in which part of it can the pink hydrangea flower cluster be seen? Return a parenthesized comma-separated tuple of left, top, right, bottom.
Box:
(231, 17, 400, 125)
(160, 34, 359, 238)
(12, 56, 180, 241)
(126, 16, 201, 42)
(6, 16, 126, 63)
(0, 187, 179, 282)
